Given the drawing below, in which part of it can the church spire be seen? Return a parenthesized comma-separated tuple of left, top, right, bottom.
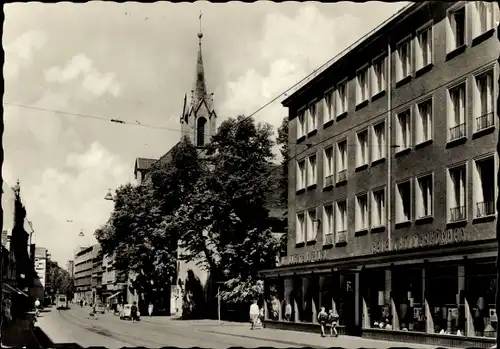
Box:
(192, 11, 211, 110)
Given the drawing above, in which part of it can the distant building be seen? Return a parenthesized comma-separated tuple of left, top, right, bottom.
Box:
(34, 247, 48, 288)
(101, 254, 126, 304)
(67, 260, 74, 279)
(74, 244, 97, 303)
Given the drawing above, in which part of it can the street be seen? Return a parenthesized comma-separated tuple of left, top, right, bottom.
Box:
(33, 305, 456, 349)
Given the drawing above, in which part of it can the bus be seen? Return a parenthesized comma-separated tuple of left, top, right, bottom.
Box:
(56, 294, 68, 310)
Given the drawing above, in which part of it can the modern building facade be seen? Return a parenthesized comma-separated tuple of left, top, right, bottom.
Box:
(34, 247, 49, 288)
(67, 260, 74, 279)
(74, 244, 96, 303)
(101, 254, 126, 304)
(260, 2, 499, 348)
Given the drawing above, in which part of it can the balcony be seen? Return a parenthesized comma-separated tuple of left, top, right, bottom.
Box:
(449, 123, 466, 141)
(337, 170, 347, 183)
(476, 112, 494, 132)
(450, 206, 466, 222)
(476, 201, 495, 218)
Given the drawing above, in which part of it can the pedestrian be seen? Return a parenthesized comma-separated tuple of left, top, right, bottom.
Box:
(328, 309, 339, 337)
(249, 300, 259, 330)
(131, 301, 138, 323)
(148, 303, 154, 317)
(318, 307, 328, 337)
(34, 298, 41, 316)
(284, 301, 292, 321)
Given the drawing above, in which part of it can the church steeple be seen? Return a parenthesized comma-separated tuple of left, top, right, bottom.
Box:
(180, 12, 217, 148)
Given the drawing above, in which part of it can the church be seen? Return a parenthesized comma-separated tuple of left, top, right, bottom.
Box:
(133, 24, 286, 318)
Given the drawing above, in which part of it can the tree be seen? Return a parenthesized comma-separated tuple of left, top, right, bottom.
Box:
(276, 116, 289, 208)
(171, 115, 282, 304)
(45, 261, 74, 298)
(95, 183, 177, 305)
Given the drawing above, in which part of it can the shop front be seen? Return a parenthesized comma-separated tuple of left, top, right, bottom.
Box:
(260, 238, 497, 348)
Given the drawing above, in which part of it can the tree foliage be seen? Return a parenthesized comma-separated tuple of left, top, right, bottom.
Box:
(46, 261, 75, 298)
(276, 116, 289, 208)
(95, 137, 202, 301)
(172, 115, 282, 304)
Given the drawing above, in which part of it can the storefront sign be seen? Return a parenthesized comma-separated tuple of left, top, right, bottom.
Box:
(372, 227, 467, 254)
(280, 250, 328, 266)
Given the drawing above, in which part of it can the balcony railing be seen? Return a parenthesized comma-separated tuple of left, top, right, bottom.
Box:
(337, 169, 347, 182)
(476, 201, 495, 218)
(336, 230, 347, 244)
(324, 174, 334, 187)
(450, 205, 466, 222)
(476, 112, 494, 131)
(449, 123, 466, 141)
(324, 233, 335, 245)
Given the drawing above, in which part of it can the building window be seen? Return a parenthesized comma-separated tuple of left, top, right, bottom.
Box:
(297, 109, 306, 139)
(416, 24, 433, 70)
(356, 66, 369, 105)
(307, 154, 317, 187)
(396, 180, 412, 223)
(447, 164, 467, 223)
(448, 83, 466, 141)
(296, 212, 305, 244)
(372, 121, 386, 161)
(308, 103, 317, 133)
(448, 5, 466, 52)
(196, 117, 207, 147)
(396, 109, 411, 150)
(371, 187, 386, 227)
(324, 91, 334, 123)
(473, 1, 495, 37)
(355, 193, 369, 232)
(323, 204, 334, 243)
(323, 146, 334, 187)
(337, 139, 347, 182)
(416, 98, 433, 145)
(356, 129, 369, 168)
(336, 200, 347, 235)
(416, 173, 433, 219)
(371, 56, 385, 96)
(306, 209, 317, 242)
(474, 70, 495, 132)
(296, 159, 306, 190)
(336, 81, 347, 116)
(396, 38, 412, 81)
(473, 155, 496, 218)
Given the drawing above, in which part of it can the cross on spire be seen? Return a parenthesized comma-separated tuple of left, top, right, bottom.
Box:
(197, 11, 203, 44)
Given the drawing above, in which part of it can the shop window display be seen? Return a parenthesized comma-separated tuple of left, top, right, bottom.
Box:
(265, 279, 283, 320)
(362, 269, 390, 329)
(292, 276, 303, 322)
(320, 274, 335, 315)
(393, 267, 425, 332)
(427, 264, 463, 335)
(302, 275, 315, 323)
(467, 261, 497, 338)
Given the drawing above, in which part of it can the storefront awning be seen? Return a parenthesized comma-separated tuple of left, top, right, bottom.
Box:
(106, 291, 121, 300)
(2, 283, 29, 297)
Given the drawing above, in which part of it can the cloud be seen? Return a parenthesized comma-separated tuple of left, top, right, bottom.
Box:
(4, 30, 48, 79)
(18, 141, 132, 265)
(45, 54, 121, 97)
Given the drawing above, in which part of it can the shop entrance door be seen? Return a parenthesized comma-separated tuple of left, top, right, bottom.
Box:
(339, 271, 361, 335)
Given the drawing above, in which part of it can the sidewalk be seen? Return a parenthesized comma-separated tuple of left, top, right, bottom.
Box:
(197, 324, 460, 349)
(141, 315, 249, 327)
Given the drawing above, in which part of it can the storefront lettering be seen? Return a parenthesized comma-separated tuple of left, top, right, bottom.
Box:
(372, 228, 467, 254)
(280, 250, 328, 266)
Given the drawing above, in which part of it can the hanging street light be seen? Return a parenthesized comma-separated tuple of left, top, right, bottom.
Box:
(104, 189, 114, 201)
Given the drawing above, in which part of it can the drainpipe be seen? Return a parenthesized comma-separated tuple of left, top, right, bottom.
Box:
(387, 38, 393, 252)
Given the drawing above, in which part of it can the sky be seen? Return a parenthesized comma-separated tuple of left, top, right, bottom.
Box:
(3, 1, 409, 267)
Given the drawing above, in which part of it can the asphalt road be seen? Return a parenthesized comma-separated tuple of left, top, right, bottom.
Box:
(37, 306, 297, 349)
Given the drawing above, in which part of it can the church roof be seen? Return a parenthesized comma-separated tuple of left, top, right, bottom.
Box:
(188, 31, 214, 115)
(134, 158, 158, 174)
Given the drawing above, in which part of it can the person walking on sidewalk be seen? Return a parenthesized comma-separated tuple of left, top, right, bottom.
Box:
(318, 307, 328, 337)
(148, 303, 154, 317)
(284, 301, 292, 321)
(249, 300, 259, 330)
(131, 301, 138, 323)
(328, 309, 339, 337)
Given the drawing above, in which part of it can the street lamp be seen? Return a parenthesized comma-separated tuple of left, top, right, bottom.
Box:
(104, 189, 114, 201)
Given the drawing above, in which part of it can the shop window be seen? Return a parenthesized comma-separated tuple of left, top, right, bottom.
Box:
(467, 261, 497, 338)
(302, 276, 315, 323)
(426, 264, 463, 335)
(265, 278, 283, 321)
(393, 267, 425, 332)
(363, 269, 390, 329)
(319, 274, 335, 314)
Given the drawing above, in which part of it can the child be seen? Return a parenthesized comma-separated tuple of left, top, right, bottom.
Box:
(328, 309, 339, 337)
(317, 307, 328, 337)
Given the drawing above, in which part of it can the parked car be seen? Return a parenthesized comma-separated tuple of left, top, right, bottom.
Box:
(95, 302, 105, 314)
(120, 304, 140, 321)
